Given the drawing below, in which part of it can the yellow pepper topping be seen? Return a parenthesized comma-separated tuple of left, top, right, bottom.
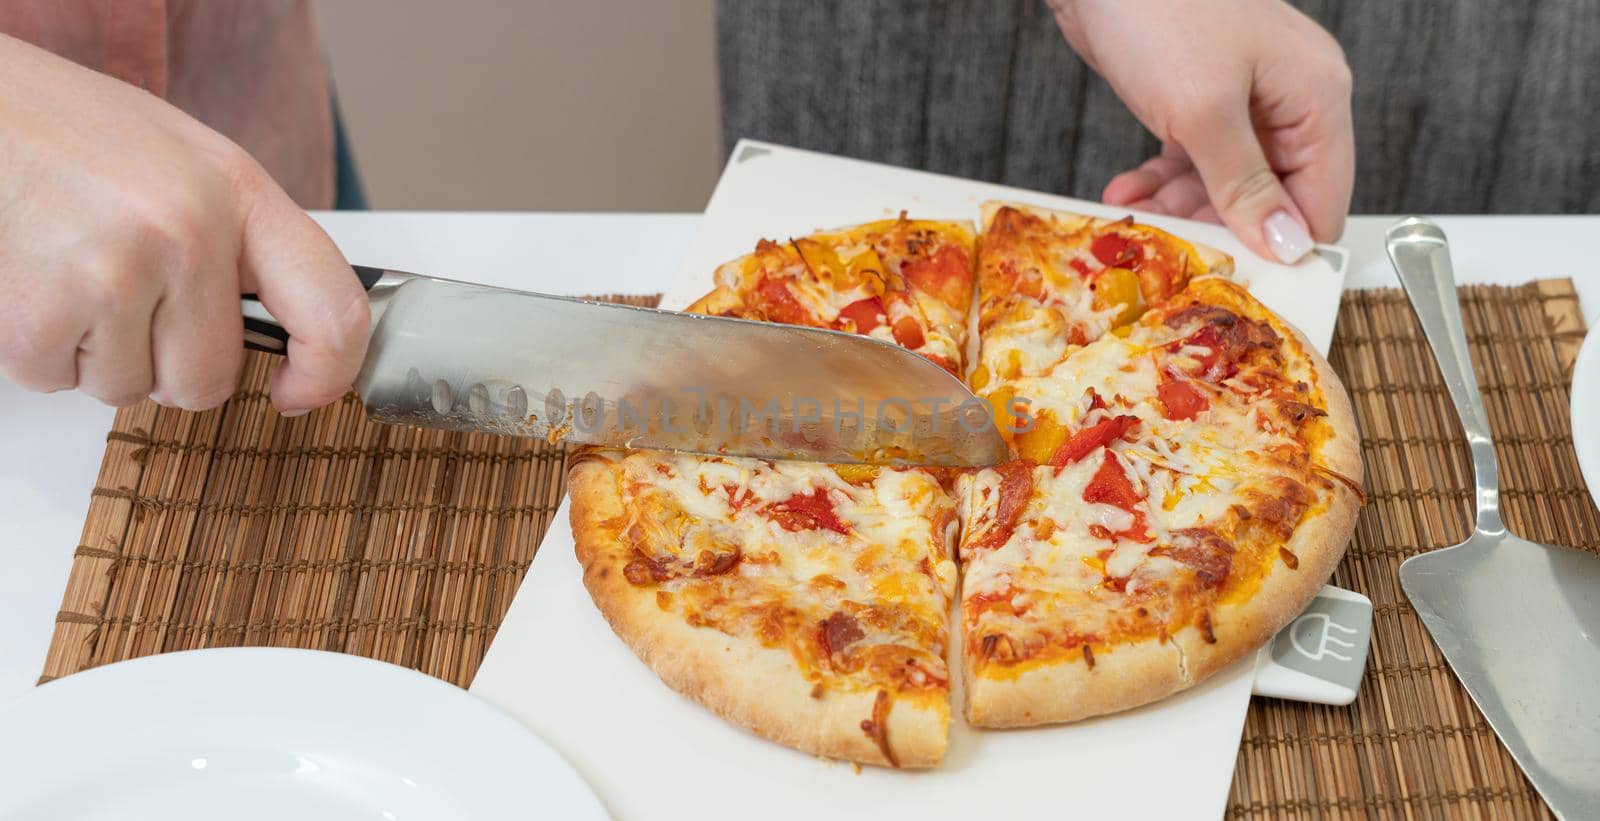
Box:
(1096, 266, 1145, 327)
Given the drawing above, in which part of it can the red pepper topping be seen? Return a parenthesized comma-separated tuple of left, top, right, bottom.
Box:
(836, 296, 887, 333)
(901, 245, 972, 307)
(1082, 451, 1152, 542)
(1049, 415, 1139, 467)
(755, 275, 810, 325)
(764, 488, 849, 534)
(1091, 232, 1140, 269)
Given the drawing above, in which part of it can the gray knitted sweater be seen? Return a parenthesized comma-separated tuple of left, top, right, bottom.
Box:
(717, 0, 1599, 213)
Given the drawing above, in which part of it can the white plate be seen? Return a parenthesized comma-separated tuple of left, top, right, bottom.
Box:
(0, 648, 608, 820)
(1573, 328, 1600, 507)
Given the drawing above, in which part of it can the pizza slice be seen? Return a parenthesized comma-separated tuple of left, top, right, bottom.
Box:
(972, 201, 1232, 392)
(571, 218, 978, 767)
(686, 215, 975, 375)
(956, 277, 1361, 727)
(571, 453, 959, 767)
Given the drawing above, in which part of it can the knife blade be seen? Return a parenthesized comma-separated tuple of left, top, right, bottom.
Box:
(241, 267, 1008, 467)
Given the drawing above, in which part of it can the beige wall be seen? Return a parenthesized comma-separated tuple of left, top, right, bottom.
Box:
(314, 0, 721, 211)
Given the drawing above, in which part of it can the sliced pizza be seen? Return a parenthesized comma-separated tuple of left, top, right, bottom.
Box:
(571, 452, 959, 767)
(955, 277, 1361, 727)
(572, 218, 978, 768)
(972, 201, 1232, 392)
(686, 215, 975, 375)
(572, 206, 1361, 762)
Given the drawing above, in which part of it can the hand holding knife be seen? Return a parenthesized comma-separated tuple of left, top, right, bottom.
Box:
(242, 268, 1007, 468)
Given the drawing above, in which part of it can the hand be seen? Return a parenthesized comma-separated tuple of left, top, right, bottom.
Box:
(0, 34, 369, 414)
(1050, 0, 1354, 263)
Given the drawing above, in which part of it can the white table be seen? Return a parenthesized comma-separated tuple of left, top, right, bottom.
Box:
(1, 213, 1595, 703)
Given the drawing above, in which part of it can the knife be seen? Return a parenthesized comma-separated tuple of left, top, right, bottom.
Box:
(240, 266, 1007, 468)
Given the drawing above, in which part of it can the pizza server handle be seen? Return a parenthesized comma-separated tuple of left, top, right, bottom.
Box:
(1386, 217, 1500, 529)
(239, 265, 408, 354)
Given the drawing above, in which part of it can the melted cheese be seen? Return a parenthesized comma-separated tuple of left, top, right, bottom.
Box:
(614, 452, 957, 693)
(958, 288, 1331, 666)
(662, 215, 1337, 695)
(720, 223, 973, 370)
(978, 301, 1070, 380)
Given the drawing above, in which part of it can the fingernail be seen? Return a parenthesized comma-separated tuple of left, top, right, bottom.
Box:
(1263, 210, 1314, 264)
(281, 407, 311, 418)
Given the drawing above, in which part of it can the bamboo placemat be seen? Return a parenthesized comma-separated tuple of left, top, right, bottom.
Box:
(39, 282, 1598, 818)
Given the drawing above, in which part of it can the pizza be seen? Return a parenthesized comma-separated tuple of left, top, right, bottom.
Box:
(684, 216, 975, 375)
(570, 452, 959, 767)
(957, 274, 1362, 726)
(574, 216, 977, 768)
(972, 202, 1232, 391)
(569, 205, 1362, 767)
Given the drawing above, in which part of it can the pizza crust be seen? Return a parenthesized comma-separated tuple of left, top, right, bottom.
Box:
(684, 286, 739, 316)
(965, 633, 1186, 728)
(568, 457, 949, 768)
(978, 200, 1236, 276)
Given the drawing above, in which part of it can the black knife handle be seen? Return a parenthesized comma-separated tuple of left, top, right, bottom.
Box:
(242, 265, 386, 355)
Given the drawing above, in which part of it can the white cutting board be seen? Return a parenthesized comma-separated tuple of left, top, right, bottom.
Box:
(470, 141, 1349, 820)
